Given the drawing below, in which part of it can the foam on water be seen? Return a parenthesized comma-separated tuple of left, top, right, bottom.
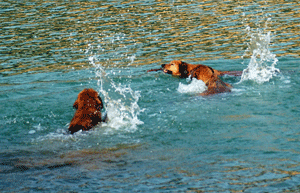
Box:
(177, 78, 207, 94)
(240, 26, 280, 84)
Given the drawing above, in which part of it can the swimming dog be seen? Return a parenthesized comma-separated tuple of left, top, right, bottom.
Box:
(68, 88, 107, 134)
(161, 60, 242, 96)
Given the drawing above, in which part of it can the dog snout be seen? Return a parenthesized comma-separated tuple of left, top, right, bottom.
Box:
(161, 64, 166, 68)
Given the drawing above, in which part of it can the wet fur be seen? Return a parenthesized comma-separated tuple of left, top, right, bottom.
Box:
(162, 60, 238, 96)
(68, 88, 105, 134)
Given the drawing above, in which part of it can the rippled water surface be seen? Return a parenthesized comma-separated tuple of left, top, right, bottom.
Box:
(1, 1, 300, 192)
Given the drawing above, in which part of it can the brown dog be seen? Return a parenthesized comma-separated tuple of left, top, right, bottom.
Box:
(68, 88, 106, 134)
(161, 60, 242, 96)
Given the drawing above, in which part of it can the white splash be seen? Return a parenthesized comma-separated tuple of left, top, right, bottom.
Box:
(89, 55, 144, 133)
(177, 78, 207, 94)
(240, 26, 280, 84)
(103, 83, 144, 132)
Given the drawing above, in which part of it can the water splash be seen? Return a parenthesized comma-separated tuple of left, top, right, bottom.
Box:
(88, 55, 144, 133)
(177, 78, 207, 94)
(240, 26, 280, 84)
(104, 82, 144, 132)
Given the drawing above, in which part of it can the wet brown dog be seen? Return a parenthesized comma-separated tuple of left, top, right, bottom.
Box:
(68, 88, 106, 134)
(161, 60, 242, 96)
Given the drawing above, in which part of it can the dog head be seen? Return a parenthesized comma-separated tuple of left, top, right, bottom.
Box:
(73, 88, 103, 111)
(161, 60, 189, 78)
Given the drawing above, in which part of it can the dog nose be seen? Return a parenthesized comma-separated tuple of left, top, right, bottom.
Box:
(161, 64, 166, 68)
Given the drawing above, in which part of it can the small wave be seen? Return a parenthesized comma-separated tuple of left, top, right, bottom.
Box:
(32, 128, 79, 146)
(177, 78, 207, 94)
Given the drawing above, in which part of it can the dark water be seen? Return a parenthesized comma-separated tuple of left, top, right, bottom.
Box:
(1, 1, 300, 192)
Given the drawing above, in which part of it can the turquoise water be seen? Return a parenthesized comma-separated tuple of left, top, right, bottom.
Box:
(1, 1, 300, 192)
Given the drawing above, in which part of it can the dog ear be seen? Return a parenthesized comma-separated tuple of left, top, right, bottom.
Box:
(178, 62, 188, 78)
(73, 99, 79, 109)
(97, 95, 104, 110)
